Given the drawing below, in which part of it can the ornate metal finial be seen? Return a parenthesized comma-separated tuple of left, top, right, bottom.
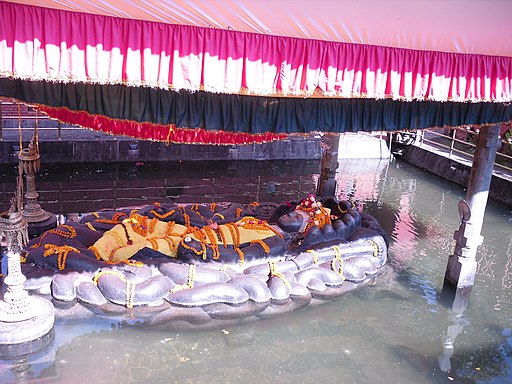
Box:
(0, 208, 32, 322)
(19, 132, 41, 176)
(18, 131, 52, 224)
(0, 199, 29, 254)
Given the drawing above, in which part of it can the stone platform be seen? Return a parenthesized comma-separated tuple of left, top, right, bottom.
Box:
(0, 296, 55, 358)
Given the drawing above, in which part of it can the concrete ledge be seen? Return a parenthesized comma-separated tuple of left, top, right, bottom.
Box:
(338, 134, 390, 159)
(401, 145, 512, 207)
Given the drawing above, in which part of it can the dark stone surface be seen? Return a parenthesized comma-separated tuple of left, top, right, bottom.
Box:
(0, 135, 322, 165)
(27, 215, 58, 238)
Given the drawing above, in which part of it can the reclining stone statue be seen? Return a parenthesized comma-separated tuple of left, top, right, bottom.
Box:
(18, 195, 389, 329)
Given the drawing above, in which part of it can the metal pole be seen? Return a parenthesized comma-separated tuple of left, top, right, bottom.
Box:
(449, 128, 456, 157)
(444, 125, 501, 288)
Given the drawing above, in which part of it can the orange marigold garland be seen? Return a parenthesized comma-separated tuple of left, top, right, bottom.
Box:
(149, 209, 176, 220)
(43, 244, 79, 270)
(31, 225, 77, 248)
(127, 213, 149, 236)
(235, 247, 245, 267)
(296, 195, 331, 233)
(217, 226, 228, 248)
(225, 223, 240, 248)
(237, 217, 284, 238)
(251, 239, 270, 253)
(180, 237, 207, 258)
(88, 245, 101, 260)
(149, 217, 158, 234)
(203, 225, 220, 259)
(147, 238, 159, 251)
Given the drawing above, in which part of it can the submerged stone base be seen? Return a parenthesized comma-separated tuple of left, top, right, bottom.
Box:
(0, 296, 55, 358)
(44, 265, 391, 333)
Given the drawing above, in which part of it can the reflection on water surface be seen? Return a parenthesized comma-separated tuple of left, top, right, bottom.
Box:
(1, 158, 511, 384)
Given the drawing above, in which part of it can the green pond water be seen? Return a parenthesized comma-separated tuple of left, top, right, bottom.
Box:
(0, 158, 511, 384)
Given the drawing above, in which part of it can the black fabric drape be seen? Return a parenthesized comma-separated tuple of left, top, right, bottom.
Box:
(1, 77, 511, 134)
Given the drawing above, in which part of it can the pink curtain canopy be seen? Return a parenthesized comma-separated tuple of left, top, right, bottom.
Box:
(1, 1, 511, 103)
(5, 0, 512, 57)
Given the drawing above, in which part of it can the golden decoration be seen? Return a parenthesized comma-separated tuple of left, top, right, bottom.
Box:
(367, 239, 379, 257)
(85, 222, 97, 231)
(92, 269, 136, 308)
(170, 264, 196, 292)
(330, 245, 345, 280)
(307, 249, 319, 264)
(268, 261, 292, 290)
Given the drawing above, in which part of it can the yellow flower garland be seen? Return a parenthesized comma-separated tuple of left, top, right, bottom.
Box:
(92, 269, 136, 308)
(307, 249, 319, 264)
(367, 239, 379, 257)
(170, 264, 197, 292)
(268, 261, 292, 290)
(330, 245, 345, 280)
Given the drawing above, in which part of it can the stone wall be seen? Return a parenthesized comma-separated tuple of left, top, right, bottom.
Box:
(401, 145, 512, 207)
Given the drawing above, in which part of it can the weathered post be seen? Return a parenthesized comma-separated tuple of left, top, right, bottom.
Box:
(444, 125, 501, 287)
(316, 134, 339, 197)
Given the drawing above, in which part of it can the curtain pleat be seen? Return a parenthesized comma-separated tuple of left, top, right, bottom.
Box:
(1, 1, 511, 102)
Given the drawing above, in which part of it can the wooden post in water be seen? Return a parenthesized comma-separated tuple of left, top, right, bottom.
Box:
(316, 134, 339, 197)
(444, 125, 501, 288)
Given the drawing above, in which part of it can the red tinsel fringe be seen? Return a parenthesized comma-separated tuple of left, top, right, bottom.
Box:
(38, 105, 288, 145)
